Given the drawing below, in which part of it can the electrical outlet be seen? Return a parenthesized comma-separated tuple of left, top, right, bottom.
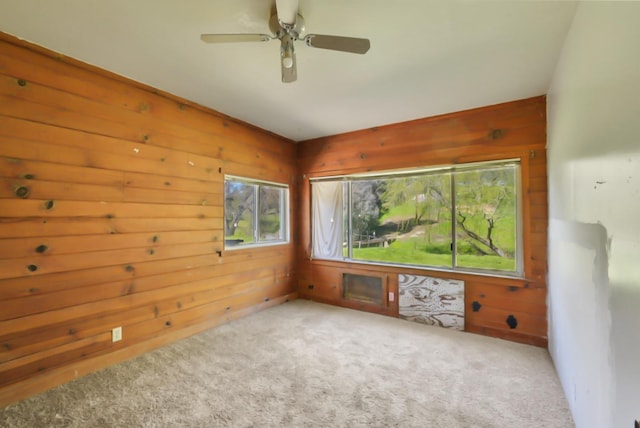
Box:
(388, 291, 395, 302)
(112, 326, 122, 342)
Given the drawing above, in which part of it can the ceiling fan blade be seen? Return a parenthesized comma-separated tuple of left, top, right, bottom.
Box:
(200, 34, 272, 43)
(275, 0, 299, 26)
(304, 34, 370, 54)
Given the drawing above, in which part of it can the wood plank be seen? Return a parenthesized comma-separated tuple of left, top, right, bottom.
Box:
(0, 157, 124, 186)
(0, 217, 222, 238)
(0, 332, 112, 387)
(0, 256, 292, 335)
(0, 79, 289, 168)
(0, 230, 222, 259)
(0, 254, 216, 300)
(0, 127, 222, 183)
(0, 242, 221, 280)
(0, 262, 290, 322)
(0, 199, 221, 218)
(465, 305, 547, 337)
(0, 270, 293, 362)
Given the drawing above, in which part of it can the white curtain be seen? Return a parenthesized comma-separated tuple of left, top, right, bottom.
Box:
(311, 181, 343, 259)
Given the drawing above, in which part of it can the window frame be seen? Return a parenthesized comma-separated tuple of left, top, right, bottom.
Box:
(310, 159, 523, 278)
(224, 175, 290, 250)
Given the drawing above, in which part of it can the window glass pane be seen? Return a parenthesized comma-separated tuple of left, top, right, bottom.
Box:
(310, 160, 521, 276)
(454, 165, 517, 272)
(350, 174, 452, 268)
(259, 186, 283, 241)
(224, 181, 255, 245)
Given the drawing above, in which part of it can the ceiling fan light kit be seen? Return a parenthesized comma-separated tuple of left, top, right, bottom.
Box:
(200, 2, 370, 83)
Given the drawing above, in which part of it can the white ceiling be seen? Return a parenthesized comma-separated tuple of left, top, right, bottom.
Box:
(0, 0, 578, 142)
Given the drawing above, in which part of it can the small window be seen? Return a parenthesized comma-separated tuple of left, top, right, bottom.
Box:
(224, 176, 289, 248)
(311, 160, 522, 276)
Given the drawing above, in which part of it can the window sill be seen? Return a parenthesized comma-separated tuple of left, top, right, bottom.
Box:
(309, 257, 532, 284)
(224, 240, 290, 251)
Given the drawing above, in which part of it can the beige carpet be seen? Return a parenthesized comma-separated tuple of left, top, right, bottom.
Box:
(1, 300, 573, 427)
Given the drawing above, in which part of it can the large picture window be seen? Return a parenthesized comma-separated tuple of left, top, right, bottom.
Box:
(311, 161, 522, 276)
(224, 176, 289, 248)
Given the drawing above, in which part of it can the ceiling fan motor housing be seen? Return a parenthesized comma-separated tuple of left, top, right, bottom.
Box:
(269, 13, 305, 39)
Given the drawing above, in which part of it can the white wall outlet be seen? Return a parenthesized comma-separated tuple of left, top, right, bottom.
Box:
(389, 291, 395, 302)
(112, 326, 122, 342)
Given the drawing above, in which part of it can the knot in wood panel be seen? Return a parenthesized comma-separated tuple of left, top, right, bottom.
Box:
(489, 129, 504, 140)
(15, 186, 30, 198)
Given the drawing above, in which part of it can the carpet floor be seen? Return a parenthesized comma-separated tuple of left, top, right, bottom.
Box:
(0, 300, 574, 427)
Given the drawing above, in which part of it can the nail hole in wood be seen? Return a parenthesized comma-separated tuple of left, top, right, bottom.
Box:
(264, 297, 269, 302)
(125, 265, 135, 272)
(472, 301, 482, 312)
(23, 174, 35, 180)
(44, 200, 55, 210)
(17, 79, 27, 86)
(152, 235, 158, 243)
(148, 249, 155, 255)
(165, 321, 172, 327)
(15, 186, 30, 198)
(490, 129, 504, 140)
(506, 315, 518, 329)
(35, 244, 48, 253)
(27, 264, 38, 272)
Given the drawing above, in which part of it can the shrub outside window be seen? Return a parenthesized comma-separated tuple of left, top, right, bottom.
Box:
(224, 176, 289, 248)
(311, 161, 522, 276)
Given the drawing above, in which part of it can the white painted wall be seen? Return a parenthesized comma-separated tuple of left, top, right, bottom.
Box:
(547, 2, 640, 427)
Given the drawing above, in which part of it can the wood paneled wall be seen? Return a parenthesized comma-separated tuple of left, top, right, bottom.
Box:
(296, 96, 548, 346)
(0, 33, 297, 406)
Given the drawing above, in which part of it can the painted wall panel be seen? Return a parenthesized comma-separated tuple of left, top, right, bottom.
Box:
(547, 3, 640, 427)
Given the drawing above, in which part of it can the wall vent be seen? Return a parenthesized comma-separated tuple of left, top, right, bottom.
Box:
(342, 273, 383, 306)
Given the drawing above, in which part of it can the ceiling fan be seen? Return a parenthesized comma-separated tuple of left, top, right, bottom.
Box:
(200, 0, 371, 83)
